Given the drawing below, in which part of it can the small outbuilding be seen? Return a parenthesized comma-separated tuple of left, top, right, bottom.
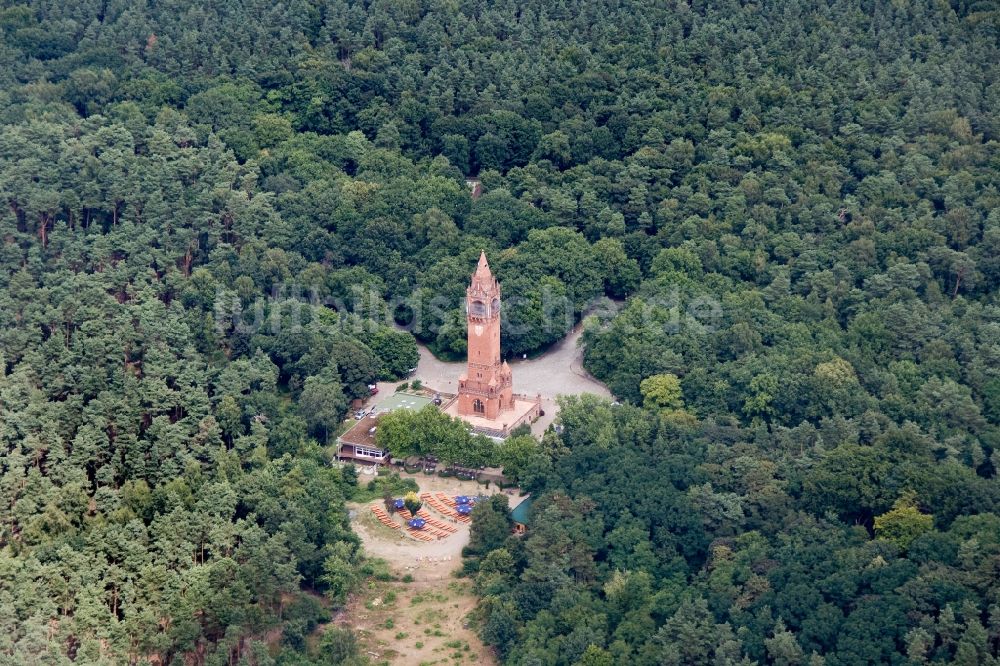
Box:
(510, 496, 533, 535)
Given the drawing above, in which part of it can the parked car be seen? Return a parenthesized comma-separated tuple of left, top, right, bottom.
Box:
(368, 384, 379, 395)
(354, 410, 366, 420)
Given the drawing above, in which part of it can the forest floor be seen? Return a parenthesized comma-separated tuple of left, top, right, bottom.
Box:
(338, 561, 491, 666)
(342, 474, 527, 665)
(376, 321, 612, 435)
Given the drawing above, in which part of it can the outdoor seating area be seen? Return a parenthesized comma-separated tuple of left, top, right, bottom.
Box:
(395, 455, 440, 473)
(396, 508, 454, 539)
(443, 465, 479, 480)
(390, 456, 514, 484)
(412, 508, 459, 534)
(420, 493, 469, 523)
(431, 492, 479, 523)
(369, 506, 401, 530)
(369, 491, 486, 543)
(406, 525, 441, 541)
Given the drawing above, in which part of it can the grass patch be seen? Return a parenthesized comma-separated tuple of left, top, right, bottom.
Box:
(361, 557, 395, 582)
(351, 471, 419, 503)
(411, 593, 448, 606)
(420, 609, 445, 623)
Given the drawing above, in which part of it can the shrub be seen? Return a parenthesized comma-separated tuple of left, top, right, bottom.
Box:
(403, 491, 422, 515)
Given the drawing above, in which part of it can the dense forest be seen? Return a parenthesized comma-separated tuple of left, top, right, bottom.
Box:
(0, 0, 998, 663)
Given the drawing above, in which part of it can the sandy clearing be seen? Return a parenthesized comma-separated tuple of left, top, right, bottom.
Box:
(342, 575, 493, 666)
(349, 473, 527, 570)
(349, 318, 610, 662)
(343, 473, 527, 665)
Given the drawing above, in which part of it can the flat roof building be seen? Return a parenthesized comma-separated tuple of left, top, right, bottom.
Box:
(336, 414, 388, 464)
(336, 392, 433, 465)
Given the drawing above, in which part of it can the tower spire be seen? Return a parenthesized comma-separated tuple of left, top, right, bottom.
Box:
(470, 250, 495, 293)
(474, 250, 491, 278)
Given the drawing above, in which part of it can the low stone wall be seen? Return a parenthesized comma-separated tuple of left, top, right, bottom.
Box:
(510, 393, 542, 427)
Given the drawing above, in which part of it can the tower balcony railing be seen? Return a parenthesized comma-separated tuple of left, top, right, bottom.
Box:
(457, 383, 510, 398)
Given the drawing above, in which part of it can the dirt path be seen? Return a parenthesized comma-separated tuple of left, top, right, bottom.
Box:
(341, 475, 526, 665)
(348, 318, 613, 662)
(339, 562, 491, 666)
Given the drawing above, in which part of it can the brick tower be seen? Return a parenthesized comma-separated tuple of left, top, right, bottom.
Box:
(457, 252, 513, 420)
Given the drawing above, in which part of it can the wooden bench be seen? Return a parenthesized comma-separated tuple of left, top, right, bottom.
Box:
(406, 528, 435, 542)
(421, 493, 470, 523)
(397, 508, 451, 539)
(370, 506, 400, 529)
(436, 493, 471, 522)
(417, 510, 457, 532)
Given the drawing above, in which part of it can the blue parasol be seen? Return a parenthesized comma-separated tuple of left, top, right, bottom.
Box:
(393, 498, 405, 509)
(407, 518, 426, 529)
(456, 504, 472, 515)
(455, 495, 471, 504)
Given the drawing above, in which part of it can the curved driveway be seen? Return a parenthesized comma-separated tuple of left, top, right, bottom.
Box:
(377, 324, 612, 435)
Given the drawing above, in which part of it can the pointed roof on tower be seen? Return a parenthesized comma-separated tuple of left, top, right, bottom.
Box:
(474, 250, 492, 279)
(470, 250, 497, 293)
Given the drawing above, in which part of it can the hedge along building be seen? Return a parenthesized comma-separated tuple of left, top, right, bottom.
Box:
(445, 252, 540, 438)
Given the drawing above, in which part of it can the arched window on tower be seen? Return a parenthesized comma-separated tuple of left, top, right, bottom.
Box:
(491, 298, 500, 314)
(470, 300, 486, 317)
(473, 399, 484, 414)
